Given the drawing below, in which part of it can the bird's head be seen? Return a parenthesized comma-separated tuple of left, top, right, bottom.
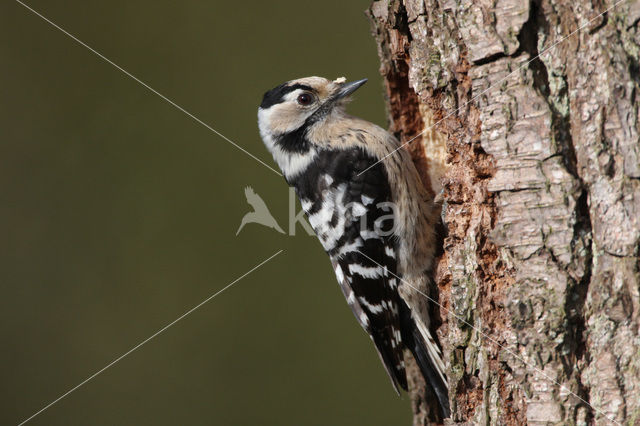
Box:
(257, 76, 367, 178)
(258, 76, 367, 137)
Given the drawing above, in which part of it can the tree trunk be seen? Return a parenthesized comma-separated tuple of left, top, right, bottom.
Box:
(368, 0, 640, 424)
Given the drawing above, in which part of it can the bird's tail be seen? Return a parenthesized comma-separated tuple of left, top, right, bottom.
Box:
(400, 301, 451, 418)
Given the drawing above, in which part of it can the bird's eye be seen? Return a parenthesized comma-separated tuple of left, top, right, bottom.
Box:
(297, 93, 313, 106)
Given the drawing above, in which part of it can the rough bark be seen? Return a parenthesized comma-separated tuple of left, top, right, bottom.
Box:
(368, 0, 640, 424)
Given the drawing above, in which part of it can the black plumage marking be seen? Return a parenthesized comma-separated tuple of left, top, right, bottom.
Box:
(260, 83, 314, 109)
(275, 125, 311, 154)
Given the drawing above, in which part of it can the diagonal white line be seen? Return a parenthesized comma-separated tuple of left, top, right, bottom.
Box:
(358, 0, 626, 177)
(17, 249, 284, 426)
(356, 249, 621, 425)
(14, 0, 283, 177)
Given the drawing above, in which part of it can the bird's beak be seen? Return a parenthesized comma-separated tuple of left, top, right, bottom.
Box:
(335, 78, 368, 99)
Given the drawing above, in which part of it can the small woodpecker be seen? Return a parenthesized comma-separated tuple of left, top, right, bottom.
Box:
(257, 76, 449, 417)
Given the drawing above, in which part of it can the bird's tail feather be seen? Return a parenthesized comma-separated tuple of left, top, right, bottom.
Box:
(414, 318, 447, 386)
(400, 301, 450, 418)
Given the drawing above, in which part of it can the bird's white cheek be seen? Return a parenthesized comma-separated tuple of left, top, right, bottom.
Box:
(258, 108, 317, 179)
(258, 104, 311, 135)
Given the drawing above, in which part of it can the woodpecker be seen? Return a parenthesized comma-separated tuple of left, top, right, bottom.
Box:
(257, 76, 449, 417)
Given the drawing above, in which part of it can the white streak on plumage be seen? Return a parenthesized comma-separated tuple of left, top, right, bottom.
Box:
(360, 229, 381, 240)
(308, 184, 348, 251)
(358, 296, 384, 314)
(337, 240, 362, 257)
(359, 312, 370, 327)
(334, 265, 344, 283)
(351, 202, 367, 217)
(348, 263, 384, 279)
(361, 195, 374, 205)
(301, 199, 313, 212)
(385, 246, 395, 258)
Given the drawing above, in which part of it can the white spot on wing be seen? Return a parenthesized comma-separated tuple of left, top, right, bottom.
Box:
(301, 199, 313, 212)
(361, 195, 374, 205)
(360, 230, 381, 240)
(389, 302, 399, 315)
(337, 240, 362, 257)
(384, 246, 395, 258)
(348, 263, 383, 279)
(358, 296, 384, 313)
(359, 312, 370, 327)
(308, 201, 334, 229)
(308, 183, 348, 251)
(351, 202, 366, 217)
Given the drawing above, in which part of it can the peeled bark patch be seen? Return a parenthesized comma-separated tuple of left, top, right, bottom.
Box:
(368, 0, 640, 424)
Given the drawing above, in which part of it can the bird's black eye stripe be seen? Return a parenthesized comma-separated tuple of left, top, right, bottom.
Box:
(260, 83, 314, 109)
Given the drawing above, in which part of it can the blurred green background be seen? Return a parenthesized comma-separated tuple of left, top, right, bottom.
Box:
(1, 0, 412, 425)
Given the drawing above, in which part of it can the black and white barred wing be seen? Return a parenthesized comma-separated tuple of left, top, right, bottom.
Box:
(300, 149, 407, 392)
(331, 244, 406, 393)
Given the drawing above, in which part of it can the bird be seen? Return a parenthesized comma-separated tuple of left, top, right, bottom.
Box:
(236, 186, 285, 235)
(257, 76, 450, 417)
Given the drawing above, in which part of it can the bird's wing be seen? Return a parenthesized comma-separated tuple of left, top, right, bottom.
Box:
(303, 148, 407, 392)
(331, 238, 405, 393)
